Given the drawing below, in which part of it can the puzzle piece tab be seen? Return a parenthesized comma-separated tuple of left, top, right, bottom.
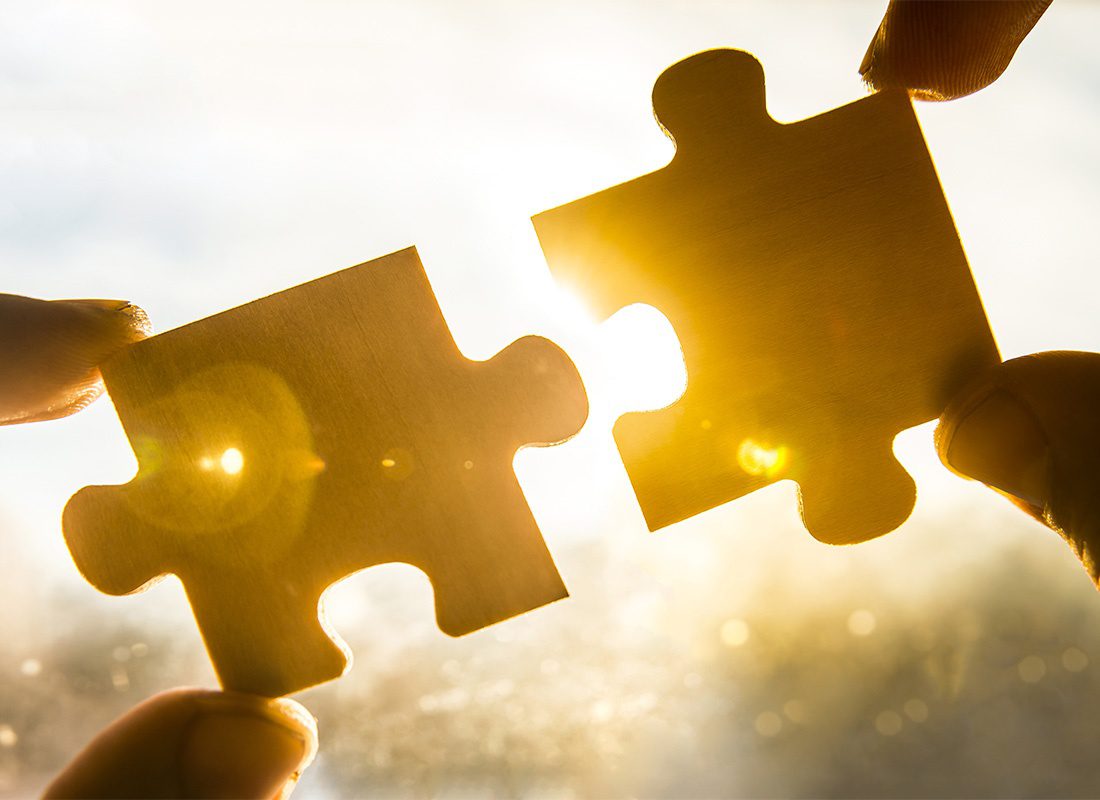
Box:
(63, 247, 588, 696)
(533, 49, 999, 543)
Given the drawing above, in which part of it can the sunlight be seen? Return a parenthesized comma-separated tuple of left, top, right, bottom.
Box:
(510, 286, 690, 540)
(598, 303, 688, 415)
(219, 447, 244, 475)
(736, 438, 789, 479)
(198, 447, 245, 475)
(552, 285, 687, 422)
(3, 2, 1097, 794)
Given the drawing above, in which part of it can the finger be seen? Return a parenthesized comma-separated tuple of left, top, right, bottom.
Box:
(43, 688, 318, 799)
(860, 0, 1052, 100)
(0, 294, 149, 425)
(936, 352, 1100, 585)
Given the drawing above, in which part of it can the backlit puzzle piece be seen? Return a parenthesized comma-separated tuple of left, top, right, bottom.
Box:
(63, 247, 588, 696)
(533, 49, 999, 543)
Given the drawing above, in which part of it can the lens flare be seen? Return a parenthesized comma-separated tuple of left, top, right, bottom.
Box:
(220, 447, 244, 475)
(736, 438, 788, 479)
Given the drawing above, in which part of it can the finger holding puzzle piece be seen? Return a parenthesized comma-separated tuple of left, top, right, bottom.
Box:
(62, 247, 588, 697)
(533, 49, 1000, 543)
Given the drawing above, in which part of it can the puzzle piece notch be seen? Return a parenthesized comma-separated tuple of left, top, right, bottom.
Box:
(533, 48, 999, 544)
(63, 247, 588, 696)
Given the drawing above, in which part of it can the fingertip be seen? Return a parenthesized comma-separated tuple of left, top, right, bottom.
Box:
(182, 692, 317, 799)
(936, 379, 1050, 514)
(937, 353, 1100, 587)
(65, 299, 152, 342)
(0, 295, 150, 425)
(45, 688, 318, 800)
(861, 0, 1051, 101)
(208, 692, 318, 769)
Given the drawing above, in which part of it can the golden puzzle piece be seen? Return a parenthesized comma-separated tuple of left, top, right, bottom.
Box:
(63, 247, 588, 697)
(533, 49, 999, 543)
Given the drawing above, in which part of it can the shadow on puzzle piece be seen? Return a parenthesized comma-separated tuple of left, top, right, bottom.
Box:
(63, 247, 588, 697)
(533, 49, 1000, 544)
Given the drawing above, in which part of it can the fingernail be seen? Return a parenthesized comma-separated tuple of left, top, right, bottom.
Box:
(182, 696, 316, 799)
(859, 32, 878, 78)
(59, 298, 152, 339)
(941, 388, 1050, 509)
(63, 299, 136, 312)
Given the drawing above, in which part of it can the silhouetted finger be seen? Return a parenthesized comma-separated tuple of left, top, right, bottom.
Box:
(44, 688, 317, 799)
(861, 0, 1051, 100)
(937, 352, 1100, 584)
(0, 294, 149, 425)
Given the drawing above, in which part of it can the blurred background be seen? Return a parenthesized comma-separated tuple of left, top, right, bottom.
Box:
(2, 1, 1100, 796)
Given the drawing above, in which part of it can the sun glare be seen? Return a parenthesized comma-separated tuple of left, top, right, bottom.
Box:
(736, 438, 788, 479)
(219, 447, 245, 475)
(553, 287, 688, 422)
(197, 448, 244, 475)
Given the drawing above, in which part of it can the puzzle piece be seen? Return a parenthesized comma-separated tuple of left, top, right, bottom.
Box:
(533, 49, 999, 543)
(63, 247, 588, 697)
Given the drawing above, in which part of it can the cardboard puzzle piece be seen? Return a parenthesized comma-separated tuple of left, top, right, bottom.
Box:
(63, 247, 588, 697)
(533, 49, 999, 544)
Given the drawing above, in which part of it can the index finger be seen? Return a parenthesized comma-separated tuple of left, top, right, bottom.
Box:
(0, 294, 149, 425)
(861, 0, 1052, 101)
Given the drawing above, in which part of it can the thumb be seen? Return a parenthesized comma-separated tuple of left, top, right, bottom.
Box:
(860, 0, 1051, 101)
(43, 688, 317, 799)
(937, 352, 1100, 585)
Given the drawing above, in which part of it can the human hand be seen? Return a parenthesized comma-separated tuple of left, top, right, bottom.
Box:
(43, 689, 318, 799)
(861, 2, 1100, 586)
(2, 294, 318, 796)
(860, 0, 1051, 101)
(936, 354, 1100, 586)
(0, 293, 149, 425)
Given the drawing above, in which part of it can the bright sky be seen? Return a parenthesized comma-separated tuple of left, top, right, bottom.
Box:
(2, 1, 1099, 796)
